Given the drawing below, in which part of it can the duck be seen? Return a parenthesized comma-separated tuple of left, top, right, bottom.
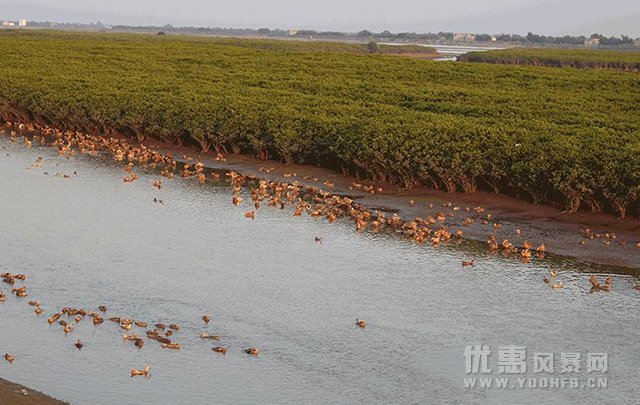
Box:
(169, 324, 180, 331)
(75, 340, 83, 350)
(212, 346, 228, 354)
(98, 306, 108, 312)
(0, 291, 5, 302)
(123, 334, 141, 341)
(245, 210, 255, 219)
(551, 281, 564, 289)
(244, 348, 259, 356)
(202, 315, 211, 324)
(48, 314, 61, 324)
(4, 354, 14, 364)
(315, 236, 323, 244)
(134, 321, 148, 328)
(158, 337, 171, 344)
(356, 318, 367, 328)
(131, 366, 150, 378)
(35, 307, 43, 315)
(200, 332, 221, 340)
(162, 342, 181, 349)
(550, 271, 558, 278)
(146, 330, 160, 340)
(537, 244, 546, 253)
(462, 260, 475, 267)
(134, 338, 144, 348)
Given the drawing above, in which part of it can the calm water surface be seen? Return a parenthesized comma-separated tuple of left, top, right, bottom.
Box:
(0, 136, 639, 404)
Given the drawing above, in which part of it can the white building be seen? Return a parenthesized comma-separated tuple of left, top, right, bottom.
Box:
(19, 19, 27, 27)
(584, 37, 600, 47)
(453, 33, 476, 43)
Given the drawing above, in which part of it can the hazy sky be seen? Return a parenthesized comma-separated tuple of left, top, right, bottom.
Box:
(2, 0, 639, 36)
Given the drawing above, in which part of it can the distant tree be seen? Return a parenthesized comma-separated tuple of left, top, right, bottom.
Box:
(367, 41, 379, 53)
(357, 30, 372, 38)
(157, 31, 166, 36)
(258, 28, 271, 35)
(475, 34, 492, 42)
(438, 32, 454, 40)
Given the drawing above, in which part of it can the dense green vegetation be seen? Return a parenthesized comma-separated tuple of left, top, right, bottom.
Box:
(1, 30, 639, 217)
(136, 35, 437, 55)
(459, 48, 640, 71)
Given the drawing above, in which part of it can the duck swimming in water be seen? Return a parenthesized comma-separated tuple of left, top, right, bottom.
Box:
(212, 346, 228, 354)
(131, 366, 150, 378)
(244, 348, 259, 356)
(356, 318, 367, 328)
(4, 354, 14, 364)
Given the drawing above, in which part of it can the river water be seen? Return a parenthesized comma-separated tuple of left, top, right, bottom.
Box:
(0, 135, 638, 404)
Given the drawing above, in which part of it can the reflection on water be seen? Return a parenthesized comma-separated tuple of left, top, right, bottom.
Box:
(0, 136, 639, 404)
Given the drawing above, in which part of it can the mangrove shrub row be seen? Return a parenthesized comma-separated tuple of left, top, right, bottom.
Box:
(459, 48, 640, 72)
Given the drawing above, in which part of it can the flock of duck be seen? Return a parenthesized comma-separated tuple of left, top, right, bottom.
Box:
(1, 270, 264, 379)
(2, 120, 636, 276)
(1, 119, 638, 376)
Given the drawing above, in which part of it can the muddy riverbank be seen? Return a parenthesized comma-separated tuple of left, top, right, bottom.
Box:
(0, 378, 68, 405)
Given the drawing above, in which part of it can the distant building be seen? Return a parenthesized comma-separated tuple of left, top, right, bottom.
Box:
(19, 19, 27, 27)
(634, 38, 640, 48)
(288, 29, 298, 36)
(453, 33, 476, 43)
(2, 21, 16, 27)
(584, 37, 600, 47)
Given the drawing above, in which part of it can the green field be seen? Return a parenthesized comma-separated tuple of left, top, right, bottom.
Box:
(108, 34, 438, 56)
(1, 30, 639, 217)
(459, 47, 640, 71)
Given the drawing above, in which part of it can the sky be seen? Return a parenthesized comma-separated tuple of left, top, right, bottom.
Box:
(1, 0, 639, 37)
